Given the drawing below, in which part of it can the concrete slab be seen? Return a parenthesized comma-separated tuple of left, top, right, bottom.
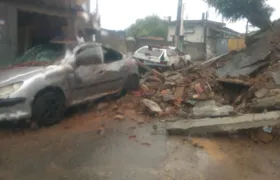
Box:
(193, 100, 235, 118)
(166, 111, 280, 135)
(250, 95, 280, 110)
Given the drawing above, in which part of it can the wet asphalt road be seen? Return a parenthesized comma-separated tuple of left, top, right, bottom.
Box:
(1, 105, 280, 180)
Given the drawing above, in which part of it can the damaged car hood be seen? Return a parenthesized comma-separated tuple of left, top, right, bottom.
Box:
(0, 66, 45, 87)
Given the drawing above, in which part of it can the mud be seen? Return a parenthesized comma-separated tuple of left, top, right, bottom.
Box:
(0, 96, 280, 180)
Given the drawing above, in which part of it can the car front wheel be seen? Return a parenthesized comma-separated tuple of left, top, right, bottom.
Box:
(32, 90, 65, 126)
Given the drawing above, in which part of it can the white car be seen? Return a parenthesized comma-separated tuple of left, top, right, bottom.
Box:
(133, 45, 191, 70)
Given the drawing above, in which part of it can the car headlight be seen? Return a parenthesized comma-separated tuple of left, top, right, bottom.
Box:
(0, 82, 23, 99)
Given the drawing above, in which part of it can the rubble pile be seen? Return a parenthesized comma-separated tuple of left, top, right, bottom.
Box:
(137, 20, 280, 120)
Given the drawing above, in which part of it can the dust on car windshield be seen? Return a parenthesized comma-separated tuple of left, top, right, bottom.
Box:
(13, 44, 65, 66)
(136, 47, 163, 57)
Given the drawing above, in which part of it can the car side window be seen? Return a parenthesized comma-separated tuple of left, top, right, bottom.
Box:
(103, 47, 123, 64)
(175, 49, 185, 56)
(136, 47, 163, 57)
(75, 46, 103, 66)
(137, 47, 149, 54)
(167, 49, 177, 56)
(170, 49, 178, 56)
(167, 49, 172, 56)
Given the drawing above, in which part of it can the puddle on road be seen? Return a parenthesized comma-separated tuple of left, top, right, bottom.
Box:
(191, 137, 227, 161)
(164, 136, 280, 180)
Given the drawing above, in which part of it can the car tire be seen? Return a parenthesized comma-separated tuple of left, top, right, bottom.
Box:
(32, 90, 65, 126)
(124, 74, 139, 91)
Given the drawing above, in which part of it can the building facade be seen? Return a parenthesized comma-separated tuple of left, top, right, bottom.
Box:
(168, 20, 244, 60)
(0, 0, 91, 67)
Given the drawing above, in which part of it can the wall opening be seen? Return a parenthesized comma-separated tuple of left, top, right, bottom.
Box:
(17, 10, 67, 56)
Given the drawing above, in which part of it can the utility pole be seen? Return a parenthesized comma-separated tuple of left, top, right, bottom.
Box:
(86, 0, 91, 12)
(96, 0, 99, 14)
(94, 0, 101, 43)
(175, 0, 183, 51)
(203, 11, 208, 59)
(245, 19, 249, 36)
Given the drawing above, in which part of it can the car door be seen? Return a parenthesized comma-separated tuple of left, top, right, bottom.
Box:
(98, 46, 127, 93)
(70, 45, 107, 104)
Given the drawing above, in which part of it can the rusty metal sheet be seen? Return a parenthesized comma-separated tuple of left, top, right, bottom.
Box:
(216, 38, 271, 77)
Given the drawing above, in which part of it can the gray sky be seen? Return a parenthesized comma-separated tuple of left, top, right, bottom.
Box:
(91, 0, 279, 33)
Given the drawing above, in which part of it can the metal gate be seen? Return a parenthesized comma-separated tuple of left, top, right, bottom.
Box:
(228, 38, 246, 51)
(216, 38, 229, 56)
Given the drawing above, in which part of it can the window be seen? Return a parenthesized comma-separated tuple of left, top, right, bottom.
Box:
(167, 49, 178, 56)
(75, 46, 103, 66)
(136, 47, 163, 57)
(103, 47, 123, 63)
(185, 26, 195, 34)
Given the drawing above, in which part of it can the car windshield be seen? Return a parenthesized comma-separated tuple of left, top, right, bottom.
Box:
(136, 47, 163, 57)
(13, 44, 65, 66)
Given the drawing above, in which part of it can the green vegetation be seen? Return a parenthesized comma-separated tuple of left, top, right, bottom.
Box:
(126, 15, 168, 39)
(205, 0, 274, 29)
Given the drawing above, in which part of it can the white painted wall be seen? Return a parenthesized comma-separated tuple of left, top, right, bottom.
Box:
(167, 24, 205, 43)
(167, 26, 175, 42)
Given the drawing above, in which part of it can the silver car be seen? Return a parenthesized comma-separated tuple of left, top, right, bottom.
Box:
(0, 42, 139, 126)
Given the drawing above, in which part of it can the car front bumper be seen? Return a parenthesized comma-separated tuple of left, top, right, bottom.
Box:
(0, 98, 31, 122)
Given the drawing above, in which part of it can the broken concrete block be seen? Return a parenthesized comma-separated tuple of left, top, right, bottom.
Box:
(97, 102, 109, 111)
(114, 114, 125, 120)
(140, 83, 150, 92)
(267, 89, 280, 96)
(184, 100, 196, 106)
(147, 75, 162, 83)
(254, 88, 268, 99)
(165, 72, 183, 82)
(250, 95, 280, 110)
(271, 71, 280, 85)
(166, 111, 280, 135)
(142, 99, 163, 113)
(162, 93, 174, 102)
(163, 81, 176, 87)
(192, 100, 235, 118)
(177, 109, 189, 118)
(191, 94, 210, 101)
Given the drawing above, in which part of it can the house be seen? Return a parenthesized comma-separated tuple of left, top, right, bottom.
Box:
(167, 20, 244, 60)
(0, 0, 94, 67)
